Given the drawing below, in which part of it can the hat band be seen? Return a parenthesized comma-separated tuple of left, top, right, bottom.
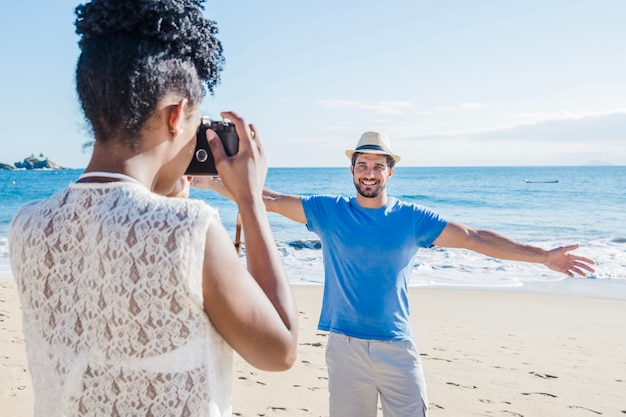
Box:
(355, 144, 393, 154)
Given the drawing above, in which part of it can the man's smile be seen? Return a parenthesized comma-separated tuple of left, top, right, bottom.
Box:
(360, 179, 378, 186)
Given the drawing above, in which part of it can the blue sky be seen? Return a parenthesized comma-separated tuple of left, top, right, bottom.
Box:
(1, 0, 625, 168)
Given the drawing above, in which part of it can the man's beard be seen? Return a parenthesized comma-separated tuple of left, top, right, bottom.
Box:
(354, 179, 385, 198)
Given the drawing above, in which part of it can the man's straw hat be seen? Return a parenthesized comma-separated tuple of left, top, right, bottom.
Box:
(345, 131, 401, 163)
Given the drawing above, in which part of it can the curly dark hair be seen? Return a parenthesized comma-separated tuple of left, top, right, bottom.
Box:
(74, 0, 224, 145)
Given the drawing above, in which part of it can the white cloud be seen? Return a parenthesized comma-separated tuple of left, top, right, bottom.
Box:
(316, 100, 415, 115)
(404, 110, 626, 143)
(393, 110, 626, 166)
(460, 102, 484, 109)
(514, 109, 626, 125)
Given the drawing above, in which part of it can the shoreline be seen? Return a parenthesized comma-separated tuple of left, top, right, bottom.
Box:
(2, 273, 626, 302)
(2, 280, 625, 416)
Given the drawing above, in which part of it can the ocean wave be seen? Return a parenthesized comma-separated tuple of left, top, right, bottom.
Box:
(287, 239, 321, 250)
(0, 236, 7, 256)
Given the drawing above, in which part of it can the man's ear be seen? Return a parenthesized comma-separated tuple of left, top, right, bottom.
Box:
(168, 98, 189, 135)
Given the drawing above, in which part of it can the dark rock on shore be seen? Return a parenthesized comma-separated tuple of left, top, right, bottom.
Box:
(0, 154, 65, 170)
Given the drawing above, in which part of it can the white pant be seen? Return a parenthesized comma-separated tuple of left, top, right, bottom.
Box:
(326, 332, 429, 417)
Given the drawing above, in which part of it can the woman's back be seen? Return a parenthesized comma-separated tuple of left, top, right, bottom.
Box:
(10, 182, 232, 417)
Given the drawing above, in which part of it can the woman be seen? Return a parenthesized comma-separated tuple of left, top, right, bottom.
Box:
(8, 1, 298, 416)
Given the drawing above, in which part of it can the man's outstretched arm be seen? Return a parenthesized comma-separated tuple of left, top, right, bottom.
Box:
(433, 221, 595, 277)
(192, 177, 307, 224)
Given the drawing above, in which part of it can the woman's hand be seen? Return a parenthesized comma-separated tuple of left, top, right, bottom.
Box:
(205, 111, 266, 205)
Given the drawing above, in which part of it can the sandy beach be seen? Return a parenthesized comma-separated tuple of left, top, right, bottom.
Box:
(2, 279, 625, 416)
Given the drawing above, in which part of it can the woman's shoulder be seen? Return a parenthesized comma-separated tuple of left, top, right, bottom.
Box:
(145, 190, 219, 222)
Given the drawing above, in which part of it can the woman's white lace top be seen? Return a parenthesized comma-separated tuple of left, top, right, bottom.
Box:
(9, 182, 232, 417)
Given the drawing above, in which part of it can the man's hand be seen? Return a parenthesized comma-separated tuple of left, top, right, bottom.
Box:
(544, 244, 596, 277)
(191, 176, 233, 200)
(166, 176, 192, 198)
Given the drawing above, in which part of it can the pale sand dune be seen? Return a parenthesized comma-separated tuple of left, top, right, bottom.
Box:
(2, 280, 625, 416)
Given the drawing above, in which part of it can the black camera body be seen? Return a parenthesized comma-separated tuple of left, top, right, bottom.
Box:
(185, 118, 239, 176)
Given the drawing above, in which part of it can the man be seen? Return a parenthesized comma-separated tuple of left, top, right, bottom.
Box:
(199, 131, 595, 417)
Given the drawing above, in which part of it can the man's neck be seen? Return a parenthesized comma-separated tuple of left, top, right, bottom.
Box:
(355, 193, 389, 209)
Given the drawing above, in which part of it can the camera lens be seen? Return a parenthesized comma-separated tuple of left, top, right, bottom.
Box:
(195, 149, 209, 163)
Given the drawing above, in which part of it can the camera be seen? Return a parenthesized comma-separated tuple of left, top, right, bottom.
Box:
(185, 117, 239, 176)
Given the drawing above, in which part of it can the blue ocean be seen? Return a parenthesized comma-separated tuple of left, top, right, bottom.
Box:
(2, 166, 625, 299)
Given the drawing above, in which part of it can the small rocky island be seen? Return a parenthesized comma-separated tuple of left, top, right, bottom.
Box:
(0, 154, 65, 170)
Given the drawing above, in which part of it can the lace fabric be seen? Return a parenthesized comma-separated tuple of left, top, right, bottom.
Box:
(9, 182, 232, 417)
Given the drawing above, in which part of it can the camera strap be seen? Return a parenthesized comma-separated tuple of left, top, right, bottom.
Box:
(234, 212, 243, 254)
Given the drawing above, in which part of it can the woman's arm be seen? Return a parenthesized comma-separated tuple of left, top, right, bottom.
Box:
(199, 111, 298, 371)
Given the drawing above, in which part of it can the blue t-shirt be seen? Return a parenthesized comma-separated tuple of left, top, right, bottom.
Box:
(302, 195, 448, 341)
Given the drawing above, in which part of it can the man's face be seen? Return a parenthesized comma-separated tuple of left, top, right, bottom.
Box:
(351, 153, 393, 199)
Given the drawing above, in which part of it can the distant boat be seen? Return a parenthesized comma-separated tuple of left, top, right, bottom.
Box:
(525, 179, 559, 184)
